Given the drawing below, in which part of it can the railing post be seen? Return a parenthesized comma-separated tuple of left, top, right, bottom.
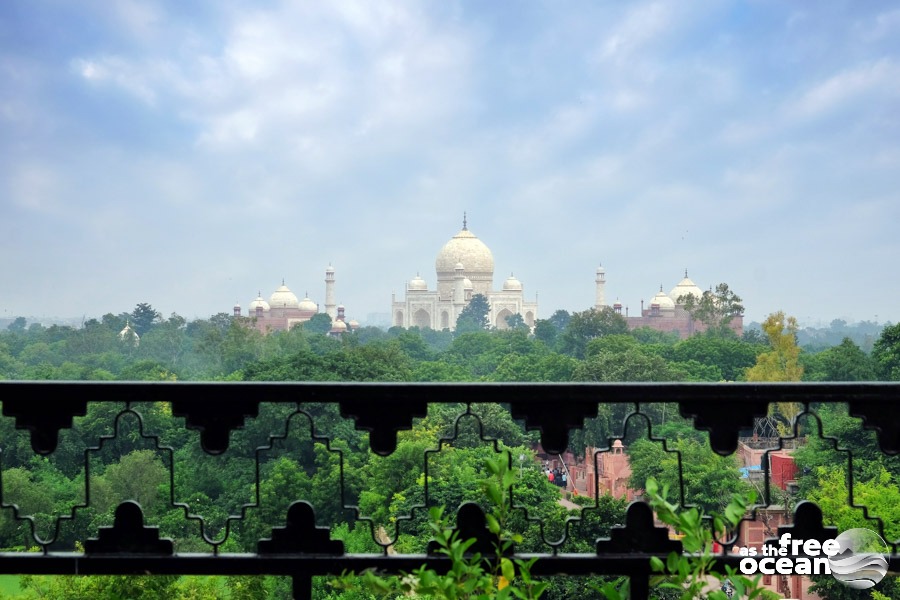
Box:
(292, 575, 312, 600)
(631, 571, 650, 600)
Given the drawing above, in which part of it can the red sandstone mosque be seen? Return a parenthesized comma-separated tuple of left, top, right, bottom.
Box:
(233, 266, 358, 335)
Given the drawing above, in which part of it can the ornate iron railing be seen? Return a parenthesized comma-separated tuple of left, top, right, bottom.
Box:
(0, 382, 898, 599)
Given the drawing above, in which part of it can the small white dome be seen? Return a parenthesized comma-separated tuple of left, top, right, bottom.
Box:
(249, 294, 270, 312)
(331, 319, 348, 332)
(119, 322, 139, 346)
(408, 275, 428, 291)
(649, 287, 675, 310)
(325, 265, 335, 273)
(348, 319, 359, 329)
(299, 296, 317, 312)
(270, 284, 300, 309)
(503, 275, 523, 291)
(463, 278, 473, 290)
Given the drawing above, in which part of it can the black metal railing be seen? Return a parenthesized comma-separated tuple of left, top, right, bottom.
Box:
(0, 381, 898, 599)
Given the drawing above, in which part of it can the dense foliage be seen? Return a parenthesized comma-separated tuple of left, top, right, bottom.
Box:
(0, 307, 897, 599)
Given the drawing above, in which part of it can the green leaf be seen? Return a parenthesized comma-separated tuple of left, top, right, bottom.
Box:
(649, 556, 665, 572)
(666, 552, 680, 574)
(501, 557, 515, 582)
(485, 513, 501, 534)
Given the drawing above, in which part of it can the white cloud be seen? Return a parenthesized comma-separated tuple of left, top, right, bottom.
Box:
(786, 59, 900, 120)
(72, 55, 162, 104)
(598, 2, 676, 64)
(858, 8, 900, 42)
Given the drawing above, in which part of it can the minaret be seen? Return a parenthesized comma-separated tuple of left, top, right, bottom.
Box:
(595, 264, 606, 309)
(453, 262, 466, 304)
(325, 265, 336, 319)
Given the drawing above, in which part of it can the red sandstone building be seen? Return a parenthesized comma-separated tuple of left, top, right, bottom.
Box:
(594, 267, 744, 340)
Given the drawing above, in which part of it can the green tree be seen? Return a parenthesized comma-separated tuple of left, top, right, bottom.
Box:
(627, 438, 746, 513)
(302, 313, 333, 335)
(99, 450, 170, 515)
(532, 319, 558, 346)
(671, 334, 761, 381)
(872, 322, 900, 380)
(504, 312, 529, 331)
(679, 282, 744, 336)
(745, 312, 803, 382)
(816, 337, 876, 381)
(558, 307, 628, 359)
(574, 347, 678, 382)
(7, 316, 27, 333)
(456, 293, 491, 331)
(130, 303, 162, 336)
(746, 312, 803, 434)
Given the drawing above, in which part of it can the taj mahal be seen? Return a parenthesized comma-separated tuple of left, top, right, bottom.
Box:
(391, 215, 538, 330)
(231, 215, 741, 339)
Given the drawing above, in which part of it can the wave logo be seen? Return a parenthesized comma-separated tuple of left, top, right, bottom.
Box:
(828, 528, 890, 589)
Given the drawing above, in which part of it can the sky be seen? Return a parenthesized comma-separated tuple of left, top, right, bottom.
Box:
(2, 1, 899, 327)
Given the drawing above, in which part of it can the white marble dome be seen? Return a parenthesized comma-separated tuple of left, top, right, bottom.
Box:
(503, 275, 523, 291)
(669, 274, 704, 304)
(119, 322, 139, 342)
(249, 294, 270, 312)
(435, 228, 494, 279)
(270, 284, 300, 309)
(408, 275, 428, 291)
(299, 296, 317, 312)
(649, 287, 675, 310)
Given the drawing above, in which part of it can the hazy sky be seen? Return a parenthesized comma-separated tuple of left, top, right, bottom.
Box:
(2, 1, 899, 326)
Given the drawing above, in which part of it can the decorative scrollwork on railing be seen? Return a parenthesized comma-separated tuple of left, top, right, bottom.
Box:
(510, 400, 598, 455)
(0, 382, 896, 600)
(848, 399, 900, 455)
(258, 501, 344, 555)
(84, 501, 174, 555)
(339, 397, 428, 456)
(427, 502, 505, 556)
(1, 398, 88, 454)
(679, 398, 770, 455)
(596, 502, 683, 555)
(171, 398, 260, 455)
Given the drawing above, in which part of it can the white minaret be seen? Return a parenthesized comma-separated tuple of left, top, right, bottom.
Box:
(325, 264, 336, 319)
(595, 265, 606, 309)
(453, 262, 466, 304)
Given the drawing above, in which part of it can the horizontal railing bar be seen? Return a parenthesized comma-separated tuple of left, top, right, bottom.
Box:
(2, 553, 893, 577)
(2, 381, 898, 404)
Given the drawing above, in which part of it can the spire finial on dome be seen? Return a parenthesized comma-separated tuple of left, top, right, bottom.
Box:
(685, 269, 688, 278)
(462, 212, 467, 230)
(282, 278, 285, 285)
(660, 284, 664, 292)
